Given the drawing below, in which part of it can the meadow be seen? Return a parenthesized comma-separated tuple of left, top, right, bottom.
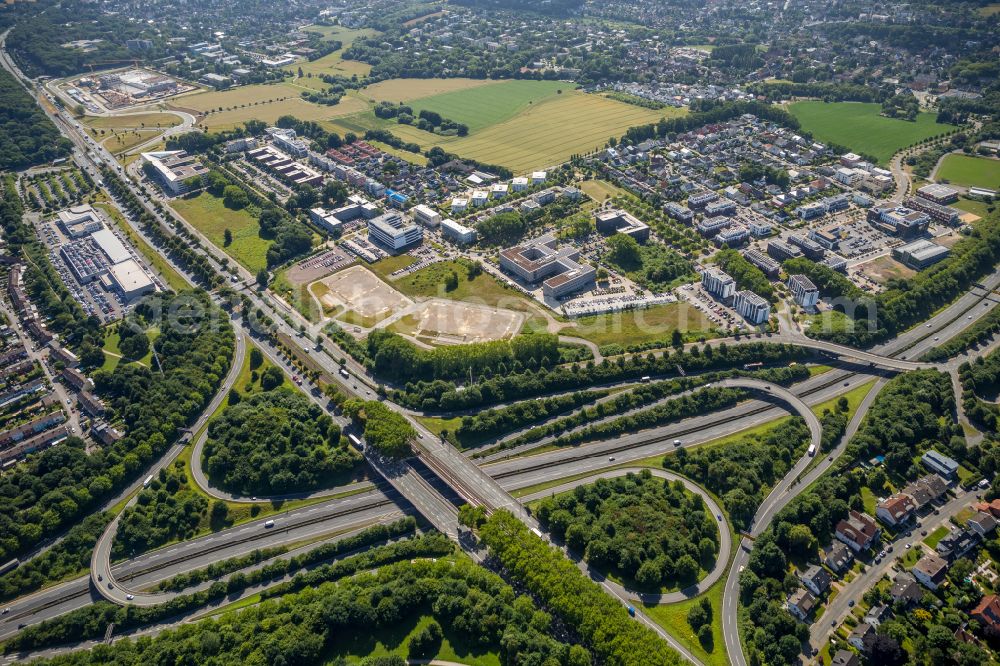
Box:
(333, 83, 671, 172)
(287, 26, 380, 79)
(360, 77, 501, 104)
(84, 112, 181, 129)
(936, 154, 1000, 190)
(169, 191, 271, 273)
(789, 101, 954, 165)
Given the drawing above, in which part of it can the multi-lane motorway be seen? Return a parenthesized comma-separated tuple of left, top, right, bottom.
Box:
(0, 30, 998, 664)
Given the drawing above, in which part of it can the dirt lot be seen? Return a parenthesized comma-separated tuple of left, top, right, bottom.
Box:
(857, 255, 917, 284)
(315, 265, 413, 325)
(391, 298, 524, 345)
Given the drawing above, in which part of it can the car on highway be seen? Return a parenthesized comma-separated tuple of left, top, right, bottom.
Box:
(716, 514, 723, 521)
(673, 439, 682, 446)
(264, 520, 275, 528)
(1, 608, 8, 615)
(126, 594, 134, 601)
(608, 456, 615, 461)
(848, 600, 855, 607)
(108, 583, 114, 590)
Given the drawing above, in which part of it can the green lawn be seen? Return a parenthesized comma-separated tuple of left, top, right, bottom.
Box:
(644, 562, 728, 666)
(392, 259, 538, 312)
(860, 487, 878, 515)
(170, 192, 270, 273)
(789, 101, 955, 165)
(566, 302, 712, 348)
(953, 196, 993, 218)
(924, 525, 949, 549)
(936, 154, 1000, 190)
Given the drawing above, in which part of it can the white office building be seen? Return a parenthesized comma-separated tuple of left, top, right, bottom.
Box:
(411, 204, 442, 227)
(441, 218, 476, 245)
(788, 274, 819, 308)
(702, 267, 735, 300)
(734, 290, 770, 325)
(367, 213, 422, 250)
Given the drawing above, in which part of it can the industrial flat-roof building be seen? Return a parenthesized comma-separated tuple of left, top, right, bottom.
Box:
(107, 258, 155, 299)
(892, 239, 950, 269)
(595, 209, 650, 242)
(867, 205, 930, 237)
(141, 150, 208, 195)
(917, 183, 959, 205)
(57, 205, 103, 238)
(367, 212, 422, 251)
(734, 290, 770, 325)
(500, 233, 595, 299)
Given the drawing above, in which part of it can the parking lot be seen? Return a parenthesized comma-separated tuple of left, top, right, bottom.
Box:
(33, 216, 125, 323)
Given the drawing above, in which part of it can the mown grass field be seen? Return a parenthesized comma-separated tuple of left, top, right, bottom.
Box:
(332, 83, 673, 172)
(360, 77, 500, 103)
(171, 81, 366, 131)
(170, 192, 270, 273)
(84, 112, 181, 129)
(567, 301, 711, 347)
(100, 129, 160, 154)
(937, 154, 1000, 190)
(789, 101, 954, 165)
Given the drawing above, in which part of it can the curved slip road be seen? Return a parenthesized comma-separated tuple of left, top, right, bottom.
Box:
(721, 377, 889, 666)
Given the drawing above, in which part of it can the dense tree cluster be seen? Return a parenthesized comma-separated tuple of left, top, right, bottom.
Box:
(960, 349, 1000, 432)
(0, 70, 71, 169)
(115, 464, 207, 556)
(0, 292, 234, 562)
(480, 511, 682, 666)
(748, 81, 890, 104)
(0, 512, 111, 602)
(537, 470, 719, 590)
(605, 234, 694, 292)
(16, 532, 596, 666)
(393, 342, 814, 411)
(367, 329, 560, 384)
(342, 400, 415, 459)
(451, 389, 606, 447)
(203, 389, 361, 494)
(714, 249, 774, 301)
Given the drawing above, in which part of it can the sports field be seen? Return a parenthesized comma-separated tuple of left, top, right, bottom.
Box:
(169, 192, 270, 273)
(936, 154, 1000, 190)
(789, 101, 954, 165)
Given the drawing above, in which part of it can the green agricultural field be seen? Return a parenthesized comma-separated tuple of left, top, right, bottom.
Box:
(332, 85, 672, 173)
(84, 112, 181, 129)
(936, 154, 1000, 190)
(361, 77, 500, 104)
(789, 101, 954, 165)
(170, 192, 271, 273)
(406, 79, 568, 132)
